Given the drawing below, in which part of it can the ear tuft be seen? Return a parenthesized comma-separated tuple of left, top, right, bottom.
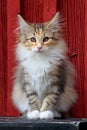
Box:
(45, 12, 60, 32)
(17, 14, 32, 33)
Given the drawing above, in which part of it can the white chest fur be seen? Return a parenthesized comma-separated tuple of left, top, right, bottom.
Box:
(21, 56, 54, 98)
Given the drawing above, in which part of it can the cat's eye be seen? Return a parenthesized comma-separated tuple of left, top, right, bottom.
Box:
(43, 37, 49, 42)
(30, 37, 36, 42)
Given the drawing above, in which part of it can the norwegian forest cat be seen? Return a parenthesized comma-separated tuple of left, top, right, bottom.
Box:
(12, 12, 77, 119)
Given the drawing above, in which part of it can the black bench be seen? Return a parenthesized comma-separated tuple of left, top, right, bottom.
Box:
(0, 117, 87, 130)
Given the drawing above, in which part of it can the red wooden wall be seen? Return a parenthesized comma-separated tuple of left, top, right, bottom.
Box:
(0, 0, 86, 117)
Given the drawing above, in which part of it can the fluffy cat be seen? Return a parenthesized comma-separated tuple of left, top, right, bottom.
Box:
(12, 12, 77, 119)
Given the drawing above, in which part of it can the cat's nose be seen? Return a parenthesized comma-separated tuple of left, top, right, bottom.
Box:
(37, 46, 42, 51)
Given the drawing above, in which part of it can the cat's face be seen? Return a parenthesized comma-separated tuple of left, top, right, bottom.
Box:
(17, 12, 61, 53)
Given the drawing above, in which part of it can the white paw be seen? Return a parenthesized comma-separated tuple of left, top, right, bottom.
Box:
(40, 110, 54, 119)
(27, 110, 40, 119)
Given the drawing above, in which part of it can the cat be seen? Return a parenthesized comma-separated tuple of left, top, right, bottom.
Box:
(12, 12, 77, 119)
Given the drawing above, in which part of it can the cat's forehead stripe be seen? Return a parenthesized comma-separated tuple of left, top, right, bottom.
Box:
(34, 24, 44, 37)
(34, 24, 44, 32)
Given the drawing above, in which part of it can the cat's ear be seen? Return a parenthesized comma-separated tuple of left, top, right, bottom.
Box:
(45, 12, 60, 32)
(18, 14, 32, 33)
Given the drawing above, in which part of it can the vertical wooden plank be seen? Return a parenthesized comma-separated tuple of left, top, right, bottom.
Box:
(57, 0, 68, 42)
(42, 0, 57, 22)
(20, 0, 43, 23)
(0, 0, 7, 116)
(67, 0, 85, 118)
(20, 0, 57, 23)
(7, 0, 20, 116)
(58, 0, 85, 117)
(84, 0, 87, 117)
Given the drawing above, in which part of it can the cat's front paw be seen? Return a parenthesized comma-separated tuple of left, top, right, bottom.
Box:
(40, 110, 54, 119)
(27, 110, 40, 119)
